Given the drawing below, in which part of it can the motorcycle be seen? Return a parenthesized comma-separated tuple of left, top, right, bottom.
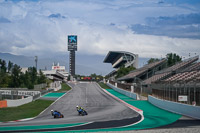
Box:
(77, 108, 88, 116)
(51, 110, 64, 118)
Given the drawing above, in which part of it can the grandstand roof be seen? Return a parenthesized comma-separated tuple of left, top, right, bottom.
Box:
(118, 59, 167, 81)
(104, 51, 138, 68)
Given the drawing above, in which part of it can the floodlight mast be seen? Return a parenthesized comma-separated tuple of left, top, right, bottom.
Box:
(35, 56, 38, 71)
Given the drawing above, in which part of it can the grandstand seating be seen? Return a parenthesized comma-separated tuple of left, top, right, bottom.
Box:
(143, 72, 170, 84)
(164, 70, 200, 83)
(143, 56, 199, 84)
(156, 56, 199, 74)
(182, 62, 200, 72)
(118, 59, 167, 81)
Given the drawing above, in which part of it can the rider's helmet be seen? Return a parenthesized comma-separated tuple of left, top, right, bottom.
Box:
(51, 110, 54, 112)
(76, 105, 79, 108)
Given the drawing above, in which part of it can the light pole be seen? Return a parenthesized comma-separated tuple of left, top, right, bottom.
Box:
(35, 56, 38, 71)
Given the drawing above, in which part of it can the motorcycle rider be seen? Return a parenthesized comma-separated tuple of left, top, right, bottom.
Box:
(76, 105, 87, 115)
(76, 105, 83, 111)
(51, 110, 61, 117)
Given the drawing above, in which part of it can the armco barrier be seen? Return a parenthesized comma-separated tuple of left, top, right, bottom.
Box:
(107, 83, 137, 100)
(6, 96, 33, 107)
(148, 95, 200, 119)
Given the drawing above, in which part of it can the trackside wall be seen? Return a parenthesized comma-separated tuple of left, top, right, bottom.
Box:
(6, 96, 33, 107)
(107, 83, 137, 100)
(148, 95, 200, 119)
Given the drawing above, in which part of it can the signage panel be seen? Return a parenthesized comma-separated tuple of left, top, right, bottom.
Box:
(68, 35, 77, 51)
(178, 95, 188, 102)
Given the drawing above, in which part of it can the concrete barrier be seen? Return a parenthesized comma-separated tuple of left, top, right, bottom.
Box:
(0, 90, 40, 96)
(148, 95, 200, 119)
(50, 81, 61, 91)
(6, 96, 33, 107)
(107, 83, 137, 100)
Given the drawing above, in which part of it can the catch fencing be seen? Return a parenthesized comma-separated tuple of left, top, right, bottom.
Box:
(108, 80, 150, 98)
(151, 82, 200, 106)
(34, 83, 47, 90)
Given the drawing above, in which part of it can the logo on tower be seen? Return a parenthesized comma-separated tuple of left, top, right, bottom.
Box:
(68, 35, 77, 51)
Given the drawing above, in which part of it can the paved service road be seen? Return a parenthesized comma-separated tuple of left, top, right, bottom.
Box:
(0, 82, 140, 131)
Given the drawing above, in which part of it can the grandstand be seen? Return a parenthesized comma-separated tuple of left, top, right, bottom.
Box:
(181, 62, 200, 72)
(117, 59, 167, 82)
(150, 56, 200, 106)
(104, 51, 138, 69)
(143, 56, 199, 85)
(105, 55, 200, 106)
(164, 71, 200, 83)
(104, 51, 139, 80)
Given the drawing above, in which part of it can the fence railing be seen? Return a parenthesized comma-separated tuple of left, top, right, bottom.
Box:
(151, 82, 200, 106)
(108, 80, 150, 98)
(34, 83, 47, 90)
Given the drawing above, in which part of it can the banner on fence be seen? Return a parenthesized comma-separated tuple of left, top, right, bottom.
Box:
(178, 95, 188, 101)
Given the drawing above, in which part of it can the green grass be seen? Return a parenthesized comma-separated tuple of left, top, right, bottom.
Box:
(98, 82, 112, 89)
(0, 99, 53, 122)
(56, 83, 71, 92)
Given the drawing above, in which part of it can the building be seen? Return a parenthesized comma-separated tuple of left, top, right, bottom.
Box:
(42, 62, 69, 81)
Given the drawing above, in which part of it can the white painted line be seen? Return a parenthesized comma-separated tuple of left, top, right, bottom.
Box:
(103, 89, 143, 115)
(38, 83, 74, 116)
(96, 82, 144, 127)
(65, 121, 94, 129)
(86, 87, 88, 104)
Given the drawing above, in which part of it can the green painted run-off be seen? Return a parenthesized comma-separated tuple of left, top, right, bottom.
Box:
(42, 93, 65, 98)
(0, 123, 86, 131)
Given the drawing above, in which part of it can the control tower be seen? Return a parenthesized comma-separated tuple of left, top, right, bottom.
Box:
(68, 35, 77, 77)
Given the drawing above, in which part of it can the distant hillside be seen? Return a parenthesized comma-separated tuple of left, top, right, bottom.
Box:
(0, 53, 113, 75)
(0, 52, 149, 76)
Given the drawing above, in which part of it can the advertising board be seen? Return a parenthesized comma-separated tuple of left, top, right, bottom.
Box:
(68, 35, 77, 51)
(178, 95, 188, 101)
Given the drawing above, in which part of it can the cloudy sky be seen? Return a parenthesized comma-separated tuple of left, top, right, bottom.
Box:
(0, 0, 200, 59)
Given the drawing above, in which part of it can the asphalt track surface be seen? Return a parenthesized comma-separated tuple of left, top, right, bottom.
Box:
(0, 82, 140, 132)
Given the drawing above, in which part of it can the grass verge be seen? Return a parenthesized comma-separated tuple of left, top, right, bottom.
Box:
(0, 99, 53, 122)
(56, 83, 71, 92)
(98, 82, 112, 89)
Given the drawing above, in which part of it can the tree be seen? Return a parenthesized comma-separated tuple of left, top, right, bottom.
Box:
(116, 66, 136, 78)
(0, 59, 7, 73)
(27, 67, 38, 89)
(0, 72, 10, 88)
(24, 71, 32, 89)
(9, 64, 21, 87)
(90, 73, 97, 78)
(8, 61, 13, 73)
(166, 53, 182, 67)
(147, 58, 160, 64)
(29, 67, 38, 84)
(37, 70, 47, 84)
(0, 59, 48, 89)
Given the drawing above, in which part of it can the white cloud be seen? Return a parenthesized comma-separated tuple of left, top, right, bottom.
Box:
(0, 0, 200, 59)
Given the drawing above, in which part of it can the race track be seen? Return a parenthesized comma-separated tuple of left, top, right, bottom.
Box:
(0, 82, 141, 132)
